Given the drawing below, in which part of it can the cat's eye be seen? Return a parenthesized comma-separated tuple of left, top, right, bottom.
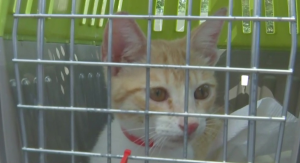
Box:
(150, 88, 168, 102)
(194, 84, 210, 100)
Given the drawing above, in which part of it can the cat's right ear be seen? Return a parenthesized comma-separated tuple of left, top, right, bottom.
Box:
(101, 12, 147, 76)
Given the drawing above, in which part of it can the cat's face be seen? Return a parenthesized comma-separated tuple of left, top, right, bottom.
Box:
(101, 8, 227, 148)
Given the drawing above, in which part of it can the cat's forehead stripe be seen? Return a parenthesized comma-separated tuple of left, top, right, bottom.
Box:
(113, 87, 143, 103)
(151, 69, 215, 86)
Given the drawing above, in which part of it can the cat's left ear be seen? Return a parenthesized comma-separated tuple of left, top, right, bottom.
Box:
(189, 7, 227, 66)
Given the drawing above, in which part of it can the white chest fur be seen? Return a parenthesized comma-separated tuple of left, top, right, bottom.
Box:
(89, 119, 194, 163)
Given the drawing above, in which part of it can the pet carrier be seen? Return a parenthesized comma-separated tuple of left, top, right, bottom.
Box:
(0, 0, 299, 163)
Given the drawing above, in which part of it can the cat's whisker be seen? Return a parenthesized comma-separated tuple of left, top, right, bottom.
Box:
(142, 133, 161, 155)
(149, 135, 162, 156)
(150, 135, 164, 156)
(134, 131, 156, 153)
(125, 127, 156, 132)
(158, 136, 168, 156)
(158, 137, 168, 154)
(151, 134, 161, 143)
(131, 131, 157, 153)
(150, 122, 174, 156)
(148, 132, 160, 147)
(132, 131, 156, 144)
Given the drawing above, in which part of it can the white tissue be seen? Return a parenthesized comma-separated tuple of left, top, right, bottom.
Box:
(207, 97, 300, 163)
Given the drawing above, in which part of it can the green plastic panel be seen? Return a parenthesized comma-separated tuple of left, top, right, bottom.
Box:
(0, 0, 10, 36)
(209, 0, 300, 50)
(0, 0, 299, 50)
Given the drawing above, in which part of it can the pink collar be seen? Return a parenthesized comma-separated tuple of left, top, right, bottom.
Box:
(121, 127, 154, 147)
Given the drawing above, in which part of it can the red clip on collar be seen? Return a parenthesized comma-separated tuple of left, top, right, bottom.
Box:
(120, 149, 131, 163)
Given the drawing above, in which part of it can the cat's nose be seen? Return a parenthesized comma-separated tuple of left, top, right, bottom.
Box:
(179, 123, 199, 135)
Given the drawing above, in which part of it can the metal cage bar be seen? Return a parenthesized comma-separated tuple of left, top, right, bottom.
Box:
(69, 0, 76, 162)
(247, 0, 262, 162)
(22, 147, 220, 163)
(37, 0, 46, 162)
(0, 35, 22, 163)
(183, 0, 193, 159)
(17, 104, 286, 121)
(144, 0, 153, 162)
(275, 0, 298, 162)
(11, 59, 294, 74)
(12, 0, 28, 162)
(12, 14, 296, 22)
(223, 0, 234, 161)
(106, 0, 115, 163)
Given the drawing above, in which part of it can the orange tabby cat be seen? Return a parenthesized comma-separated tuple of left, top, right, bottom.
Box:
(90, 7, 227, 163)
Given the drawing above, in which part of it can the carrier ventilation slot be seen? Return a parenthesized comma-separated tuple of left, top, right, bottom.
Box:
(242, 0, 251, 34)
(154, 0, 165, 31)
(264, 0, 274, 34)
(199, 0, 209, 25)
(176, 0, 187, 32)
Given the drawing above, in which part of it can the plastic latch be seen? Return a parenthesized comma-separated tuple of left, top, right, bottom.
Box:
(120, 149, 131, 163)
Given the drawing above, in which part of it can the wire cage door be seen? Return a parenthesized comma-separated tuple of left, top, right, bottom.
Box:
(0, 0, 300, 163)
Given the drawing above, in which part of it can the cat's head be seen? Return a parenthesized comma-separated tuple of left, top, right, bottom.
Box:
(101, 8, 227, 148)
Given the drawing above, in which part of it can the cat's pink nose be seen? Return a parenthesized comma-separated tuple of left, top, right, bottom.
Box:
(179, 123, 199, 135)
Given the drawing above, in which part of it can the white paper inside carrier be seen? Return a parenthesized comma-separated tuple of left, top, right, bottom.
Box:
(207, 97, 300, 162)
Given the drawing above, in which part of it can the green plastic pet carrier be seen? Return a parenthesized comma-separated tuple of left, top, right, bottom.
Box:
(0, 0, 300, 163)
(0, 0, 299, 49)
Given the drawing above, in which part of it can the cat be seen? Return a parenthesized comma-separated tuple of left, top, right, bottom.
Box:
(89, 7, 227, 163)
